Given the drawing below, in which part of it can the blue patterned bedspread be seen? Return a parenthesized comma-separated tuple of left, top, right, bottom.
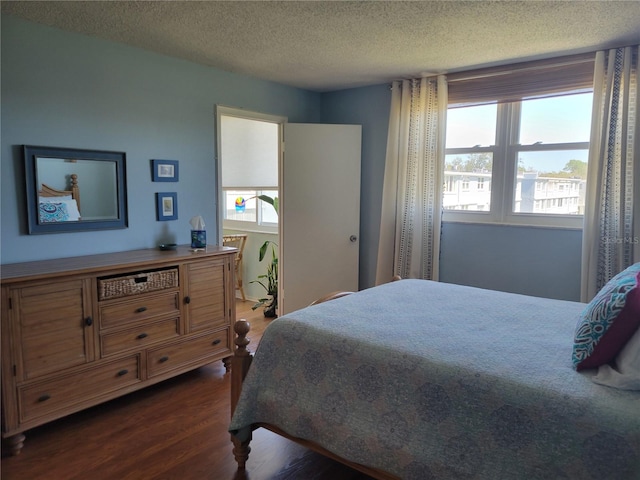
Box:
(229, 280, 640, 479)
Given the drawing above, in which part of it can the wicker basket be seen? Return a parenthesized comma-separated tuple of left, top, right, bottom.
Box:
(98, 268, 178, 300)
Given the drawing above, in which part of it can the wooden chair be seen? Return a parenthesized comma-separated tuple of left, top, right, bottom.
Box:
(223, 233, 248, 301)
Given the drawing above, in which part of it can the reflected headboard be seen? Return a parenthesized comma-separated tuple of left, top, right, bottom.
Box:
(39, 173, 81, 213)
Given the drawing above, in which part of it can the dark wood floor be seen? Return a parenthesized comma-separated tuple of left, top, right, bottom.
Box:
(1, 300, 373, 480)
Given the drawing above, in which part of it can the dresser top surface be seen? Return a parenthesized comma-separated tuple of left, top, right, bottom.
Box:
(1, 245, 236, 283)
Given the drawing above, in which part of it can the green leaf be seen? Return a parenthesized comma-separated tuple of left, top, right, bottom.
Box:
(258, 241, 270, 261)
(257, 195, 278, 215)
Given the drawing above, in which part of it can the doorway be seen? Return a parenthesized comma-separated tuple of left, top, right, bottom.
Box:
(217, 107, 362, 317)
(216, 106, 284, 314)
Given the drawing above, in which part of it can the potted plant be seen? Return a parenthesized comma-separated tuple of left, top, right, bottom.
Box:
(250, 195, 279, 317)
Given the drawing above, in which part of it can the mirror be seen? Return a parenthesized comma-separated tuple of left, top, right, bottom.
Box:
(24, 145, 128, 234)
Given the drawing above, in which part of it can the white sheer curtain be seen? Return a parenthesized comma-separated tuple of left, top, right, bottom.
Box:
(581, 45, 640, 302)
(375, 76, 447, 284)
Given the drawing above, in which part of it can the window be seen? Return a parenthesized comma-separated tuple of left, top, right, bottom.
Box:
(443, 56, 594, 228)
(223, 189, 278, 227)
(445, 103, 496, 212)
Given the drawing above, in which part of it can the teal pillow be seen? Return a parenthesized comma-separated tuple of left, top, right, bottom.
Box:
(572, 263, 640, 370)
(39, 201, 70, 222)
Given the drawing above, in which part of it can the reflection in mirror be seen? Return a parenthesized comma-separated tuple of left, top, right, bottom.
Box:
(24, 145, 128, 234)
(36, 158, 118, 221)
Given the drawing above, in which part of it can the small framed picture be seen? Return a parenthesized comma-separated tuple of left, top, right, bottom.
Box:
(152, 159, 179, 182)
(156, 192, 178, 221)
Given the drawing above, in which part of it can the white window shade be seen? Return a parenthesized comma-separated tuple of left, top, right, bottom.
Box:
(221, 115, 278, 187)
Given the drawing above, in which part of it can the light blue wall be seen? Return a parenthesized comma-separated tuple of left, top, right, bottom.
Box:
(439, 223, 582, 301)
(320, 84, 391, 291)
(322, 85, 584, 301)
(1, 16, 320, 264)
(2, 16, 584, 301)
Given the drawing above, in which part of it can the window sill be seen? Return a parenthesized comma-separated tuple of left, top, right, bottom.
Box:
(441, 215, 584, 231)
(222, 222, 278, 235)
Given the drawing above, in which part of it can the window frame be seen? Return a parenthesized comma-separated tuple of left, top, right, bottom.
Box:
(442, 97, 591, 229)
(222, 187, 278, 234)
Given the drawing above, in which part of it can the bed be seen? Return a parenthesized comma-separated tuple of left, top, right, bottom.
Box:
(229, 269, 640, 479)
(38, 173, 81, 222)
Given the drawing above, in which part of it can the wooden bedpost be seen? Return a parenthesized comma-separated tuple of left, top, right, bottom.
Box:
(231, 319, 253, 414)
(230, 319, 253, 469)
(70, 174, 80, 213)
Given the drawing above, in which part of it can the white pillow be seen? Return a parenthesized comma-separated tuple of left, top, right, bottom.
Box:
(61, 199, 81, 221)
(39, 195, 73, 202)
(592, 326, 640, 390)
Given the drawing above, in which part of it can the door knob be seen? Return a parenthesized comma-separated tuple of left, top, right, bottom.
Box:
(349, 235, 357, 242)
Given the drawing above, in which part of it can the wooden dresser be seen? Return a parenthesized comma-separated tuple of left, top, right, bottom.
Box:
(1, 245, 236, 455)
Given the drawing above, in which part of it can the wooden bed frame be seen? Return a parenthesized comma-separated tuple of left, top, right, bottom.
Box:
(39, 173, 81, 214)
(230, 276, 403, 479)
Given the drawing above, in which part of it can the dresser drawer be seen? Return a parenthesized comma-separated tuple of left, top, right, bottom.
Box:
(98, 267, 178, 300)
(147, 329, 230, 377)
(18, 355, 141, 423)
(99, 292, 180, 329)
(101, 317, 180, 357)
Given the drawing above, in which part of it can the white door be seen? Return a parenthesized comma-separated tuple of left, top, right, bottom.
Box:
(280, 123, 361, 314)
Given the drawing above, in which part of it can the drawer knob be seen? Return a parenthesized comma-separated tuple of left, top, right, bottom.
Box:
(184, 296, 191, 304)
(38, 394, 51, 402)
(136, 306, 147, 313)
(117, 369, 129, 377)
(85, 317, 93, 326)
(212, 339, 221, 346)
(159, 356, 169, 363)
(137, 333, 148, 339)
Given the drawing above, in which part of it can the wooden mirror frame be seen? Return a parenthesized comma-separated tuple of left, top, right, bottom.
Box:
(24, 145, 128, 234)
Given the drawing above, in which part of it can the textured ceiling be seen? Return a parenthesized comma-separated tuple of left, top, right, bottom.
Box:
(3, 1, 640, 92)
